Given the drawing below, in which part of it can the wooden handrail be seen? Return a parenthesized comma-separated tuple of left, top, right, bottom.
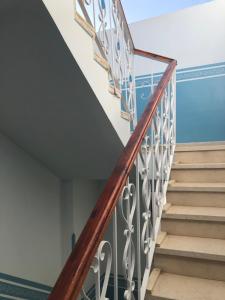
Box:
(134, 48, 175, 64)
(48, 54, 176, 300)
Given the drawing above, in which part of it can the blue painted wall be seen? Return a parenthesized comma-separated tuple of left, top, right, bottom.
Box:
(135, 62, 225, 143)
(0, 272, 51, 299)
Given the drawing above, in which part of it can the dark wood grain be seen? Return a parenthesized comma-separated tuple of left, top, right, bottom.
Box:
(48, 56, 177, 300)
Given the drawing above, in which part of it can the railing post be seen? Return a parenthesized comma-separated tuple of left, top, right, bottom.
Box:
(113, 208, 118, 300)
(136, 156, 142, 300)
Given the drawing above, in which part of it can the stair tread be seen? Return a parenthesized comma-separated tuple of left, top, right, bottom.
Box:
(175, 142, 225, 152)
(164, 205, 225, 221)
(156, 234, 225, 261)
(172, 162, 225, 169)
(168, 182, 225, 192)
(150, 271, 225, 300)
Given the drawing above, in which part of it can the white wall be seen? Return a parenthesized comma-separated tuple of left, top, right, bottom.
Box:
(130, 0, 225, 73)
(130, 0, 225, 143)
(0, 133, 61, 286)
(0, 133, 107, 286)
(73, 179, 105, 237)
(41, 0, 130, 146)
(60, 180, 74, 265)
(60, 178, 105, 264)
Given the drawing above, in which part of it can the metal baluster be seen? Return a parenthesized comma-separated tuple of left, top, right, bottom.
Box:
(113, 208, 118, 300)
(94, 241, 112, 300)
(120, 182, 136, 300)
(140, 136, 153, 268)
(162, 86, 170, 199)
(93, 0, 96, 29)
(173, 71, 177, 152)
(168, 79, 171, 163)
(160, 95, 164, 205)
(136, 156, 141, 300)
(151, 65, 154, 95)
(132, 57, 137, 129)
(155, 108, 162, 218)
(109, 0, 115, 90)
(151, 124, 156, 241)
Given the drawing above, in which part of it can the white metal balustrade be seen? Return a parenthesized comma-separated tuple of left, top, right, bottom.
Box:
(49, 2, 177, 300)
(74, 0, 136, 120)
(80, 71, 176, 300)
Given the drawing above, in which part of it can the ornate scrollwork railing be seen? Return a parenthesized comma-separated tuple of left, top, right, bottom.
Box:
(74, 0, 135, 119)
(49, 47, 176, 300)
(49, 1, 177, 299)
(120, 183, 136, 300)
(78, 65, 176, 300)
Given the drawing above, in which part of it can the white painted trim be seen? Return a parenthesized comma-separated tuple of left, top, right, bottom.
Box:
(177, 73, 225, 83)
(177, 64, 225, 75)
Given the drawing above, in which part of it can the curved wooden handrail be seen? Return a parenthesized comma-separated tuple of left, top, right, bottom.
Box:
(48, 53, 176, 300)
(134, 48, 175, 64)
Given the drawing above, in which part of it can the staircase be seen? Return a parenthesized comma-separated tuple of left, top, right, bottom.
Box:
(147, 142, 225, 300)
(0, 0, 132, 180)
(45, 0, 177, 298)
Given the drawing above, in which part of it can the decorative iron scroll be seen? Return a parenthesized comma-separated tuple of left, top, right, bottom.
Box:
(120, 183, 136, 300)
(80, 72, 176, 300)
(140, 136, 153, 265)
(75, 0, 135, 117)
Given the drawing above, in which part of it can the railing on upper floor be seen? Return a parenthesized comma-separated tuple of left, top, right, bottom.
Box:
(74, 0, 136, 120)
(49, 1, 177, 300)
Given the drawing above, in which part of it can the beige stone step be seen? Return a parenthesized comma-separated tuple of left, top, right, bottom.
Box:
(175, 149, 225, 164)
(164, 205, 225, 222)
(94, 53, 110, 71)
(167, 191, 225, 208)
(146, 270, 225, 300)
(175, 142, 225, 152)
(173, 163, 225, 169)
(175, 142, 225, 164)
(120, 111, 131, 121)
(162, 205, 225, 239)
(154, 235, 225, 281)
(155, 234, 225, 262)
(154, 254, 225, 282)
(74, 12, 96, 38)
(168, 182, 225, 192)
(162, 218, 225, 239)
(171, 163, 225, 183)
(167, 183, 225, 208)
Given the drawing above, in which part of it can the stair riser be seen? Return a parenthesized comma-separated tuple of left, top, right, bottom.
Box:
(175, 150, 225, 164)
(162, 219, 225, 239)
(154, 254, 225, 281)
(167, 191, 225, 208)
(171, 169, 225, 183)
(147, 295, 173, 300)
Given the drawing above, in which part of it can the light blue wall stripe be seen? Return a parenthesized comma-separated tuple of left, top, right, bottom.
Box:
(0, 282, 49, 300)
(135, 61, 225, 142)
(0, 273, 51, 292)
(0, 273, 51, 300)
(0, 296, 16, 300)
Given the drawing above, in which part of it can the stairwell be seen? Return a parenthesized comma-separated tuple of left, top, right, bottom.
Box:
(147, 142, 225, 300)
